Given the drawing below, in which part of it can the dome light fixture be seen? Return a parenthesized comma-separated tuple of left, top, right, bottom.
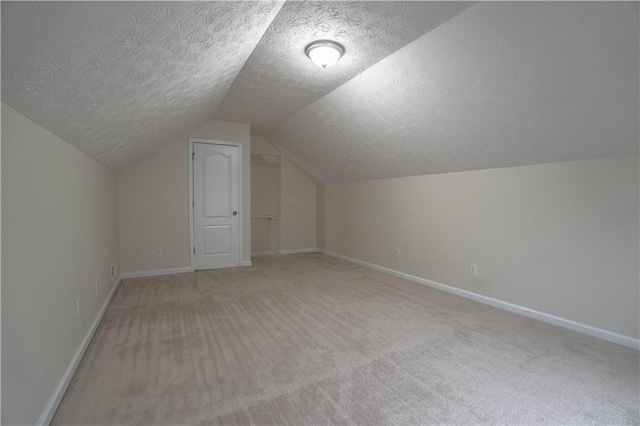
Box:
(305, 40, 345, 69)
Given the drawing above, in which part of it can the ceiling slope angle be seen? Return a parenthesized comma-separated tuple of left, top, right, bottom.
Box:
(1, 1, 283, 171)
(214, 1, 474, 127)
(268, 2, 640, 183)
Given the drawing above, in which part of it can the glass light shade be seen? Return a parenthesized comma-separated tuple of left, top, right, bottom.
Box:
(305, 40, 345, 69)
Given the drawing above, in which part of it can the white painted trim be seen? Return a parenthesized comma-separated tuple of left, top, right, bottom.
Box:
(189, 139, 195, 272)
(37, 276, 123, 426)
(278, 248, 317, 255)
(189, 138, 244, 271)
(241, 260, 253, 267)
(251, 251, 275, 256)
(120, 267, 193, 279)
(317, 249, 640, 350)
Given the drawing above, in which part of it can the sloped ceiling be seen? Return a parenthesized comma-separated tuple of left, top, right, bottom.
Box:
(268, 1, 639, 182)
(213, 1, 473, 127)
(2, 2, 638, 181)
(1, 1, 283, 171)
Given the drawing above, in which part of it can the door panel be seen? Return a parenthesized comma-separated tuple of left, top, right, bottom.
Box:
(204, 225, 231, 255)
(204, 153, 231, 218)
(193, 142, 240, 269)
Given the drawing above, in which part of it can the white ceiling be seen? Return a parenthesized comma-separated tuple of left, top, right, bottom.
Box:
(213, 1, 473, 127)
(2, 2, 638, 180)
(268, 2, 640, 182)
(1, 1, 283, 171)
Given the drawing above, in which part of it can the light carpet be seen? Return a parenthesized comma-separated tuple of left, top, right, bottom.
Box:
(52, 253, 639, 425)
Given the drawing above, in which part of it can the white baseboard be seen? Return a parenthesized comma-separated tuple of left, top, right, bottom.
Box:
(251, 251, 275, 256)
(120, 267, 193, 279)
(317, 249, 639, 351)
(37, 276, 122, 426)
(122, 263, 255, 276)
(278, 248, 317, 255)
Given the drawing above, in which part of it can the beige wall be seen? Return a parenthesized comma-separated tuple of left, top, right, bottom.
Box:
(251, 134, 316, 252)
(280, 158, 317, 251)
(251, 155, 280, 254)
(1, 103, 120, 425)
(251, 155, 280, 218)
(118, 120, 251, 273)
(318, 156, 640, 339)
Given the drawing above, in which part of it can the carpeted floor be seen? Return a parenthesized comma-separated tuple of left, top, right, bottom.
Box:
(52, 253, 639, 425)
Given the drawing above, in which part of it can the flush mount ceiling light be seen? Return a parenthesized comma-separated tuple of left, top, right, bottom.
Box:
(305, 40, 345, 69)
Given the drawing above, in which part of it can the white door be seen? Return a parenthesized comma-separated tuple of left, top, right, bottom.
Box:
(193, 142, 241, 270)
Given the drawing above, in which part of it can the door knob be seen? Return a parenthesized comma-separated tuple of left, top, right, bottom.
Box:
(233, 211, 238, 216)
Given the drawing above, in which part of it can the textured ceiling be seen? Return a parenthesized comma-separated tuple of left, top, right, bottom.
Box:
(1, 1, 283, 171)
(268, 2, 640, 183)
(2, 2, 638, 180)
(213, 1, 473, 127)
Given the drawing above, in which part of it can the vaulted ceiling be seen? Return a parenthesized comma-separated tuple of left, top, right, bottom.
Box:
(1, 1, 283, 171)
(2, 1, 638, 181)
(269, 2, 640, 182)
(213, 1, 472, 128)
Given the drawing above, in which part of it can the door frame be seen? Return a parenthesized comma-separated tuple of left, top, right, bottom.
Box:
(189, 138, 244, 270)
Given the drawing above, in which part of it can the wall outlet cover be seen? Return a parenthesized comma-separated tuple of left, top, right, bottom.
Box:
(469, 263, 478, 276)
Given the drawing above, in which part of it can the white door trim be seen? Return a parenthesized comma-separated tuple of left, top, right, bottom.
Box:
(189, 138, 244, 270)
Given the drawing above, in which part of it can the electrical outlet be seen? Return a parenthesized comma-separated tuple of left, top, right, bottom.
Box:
(394, 248, 400, 259)
(95, 278, 99, 294)
(76, 296, 82, 318)
(469, 263, 478, 276)
(155, 248, 162, 257)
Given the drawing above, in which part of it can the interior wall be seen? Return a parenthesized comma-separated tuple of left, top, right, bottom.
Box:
(251, 134, 317, 252)
(118, 120, 251, 273)
(318, 156, 640, 339)
(1, 103, 120, 425)
(251, 155, 280, 254)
